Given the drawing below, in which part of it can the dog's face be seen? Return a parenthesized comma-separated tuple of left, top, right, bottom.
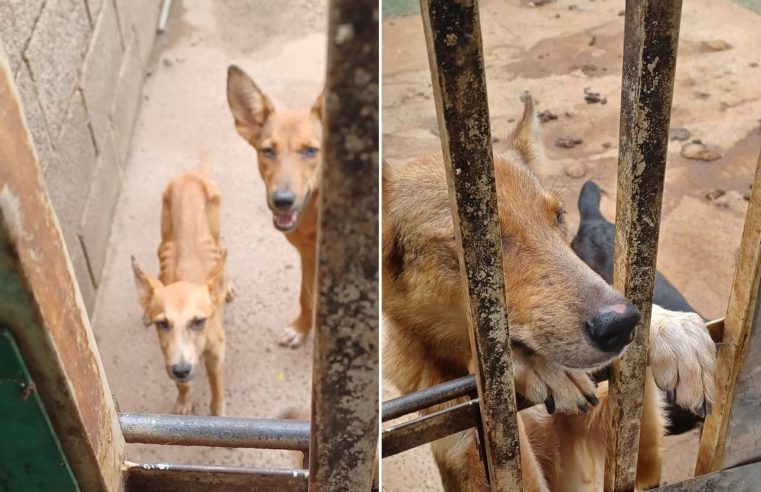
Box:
(383, 97, 640, 371)
(131, 257, 225, 382)
(226, 65, 323, 232)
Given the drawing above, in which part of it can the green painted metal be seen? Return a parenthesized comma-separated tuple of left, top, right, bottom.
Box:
(0, 329, 79, 492)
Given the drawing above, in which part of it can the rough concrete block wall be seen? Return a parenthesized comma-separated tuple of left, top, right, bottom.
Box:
(0, 0, 162, 312)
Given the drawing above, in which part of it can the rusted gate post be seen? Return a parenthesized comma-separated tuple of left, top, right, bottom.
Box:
(308, 0, 379, 490)
(696, 149, 761, 474)
(0, 51, 124, 490)
(419, 0, 522, 489)
(605, 1, 683, 490)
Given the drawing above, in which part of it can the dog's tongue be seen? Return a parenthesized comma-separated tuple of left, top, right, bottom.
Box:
(275, 211, 298, 229)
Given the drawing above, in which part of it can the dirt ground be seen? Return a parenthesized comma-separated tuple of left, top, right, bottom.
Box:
(382, 0, 761, 490)
(91, 0, 327, 468)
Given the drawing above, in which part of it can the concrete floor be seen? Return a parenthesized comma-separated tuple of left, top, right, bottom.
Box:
(92, 0, 326, 468)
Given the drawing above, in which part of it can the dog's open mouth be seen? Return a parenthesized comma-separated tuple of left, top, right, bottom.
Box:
(273, 210, 299, 232)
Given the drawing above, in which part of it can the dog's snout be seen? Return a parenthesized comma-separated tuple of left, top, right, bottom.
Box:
(586, 302, 641, 353)
(170, 362, 193, 381)
(272, 190, 296, 210)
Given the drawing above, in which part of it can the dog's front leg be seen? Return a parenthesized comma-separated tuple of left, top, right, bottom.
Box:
(649, 304, 717, 415)
(280, 244, 316, 348)
(174, 382, 193, 415)
(206, 353, 225, 416)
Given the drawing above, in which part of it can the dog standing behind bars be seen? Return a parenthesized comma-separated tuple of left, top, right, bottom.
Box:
(226, 65, 323, 348)
(132, 159, 234, 416)
(382, 97, 717, 490)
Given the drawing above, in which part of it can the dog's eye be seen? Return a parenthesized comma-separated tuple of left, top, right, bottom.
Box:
(155, 319, 170, 331)
(262, 147, 277, 159)
(300, 146, 319, 158)
(189, 317, 207, 331)
(556, 209, 567, 225)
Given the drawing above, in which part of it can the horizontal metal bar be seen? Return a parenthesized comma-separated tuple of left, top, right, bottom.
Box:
(382, 375, 477, 422)
(119, 413, 309, 451)
(124, 462, 308, 492)
(382, 399, 481, 458)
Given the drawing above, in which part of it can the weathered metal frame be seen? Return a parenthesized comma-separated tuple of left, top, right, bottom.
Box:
(604, 1, 683, 490)
(419, 0, 522, 489)
(0, 50, 125, 492)
(307, 0, 380, 490)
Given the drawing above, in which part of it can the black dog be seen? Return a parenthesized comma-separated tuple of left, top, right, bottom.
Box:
(571, 180, 700, 434)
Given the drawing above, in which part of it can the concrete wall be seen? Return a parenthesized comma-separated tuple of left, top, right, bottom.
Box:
(0, 0, 162, 312)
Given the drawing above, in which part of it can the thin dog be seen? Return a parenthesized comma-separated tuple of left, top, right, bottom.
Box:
(226, 65, 322, 348)
(132, 165, 233, 416)
(382, 97, 716, 490)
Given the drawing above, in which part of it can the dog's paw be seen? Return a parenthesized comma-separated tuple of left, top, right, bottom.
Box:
(512, 349, 598, 414)
(278, 326, 306, 348)
(173, 400, 194, 415)
(224, 281, 237, 303)
(649, 305, 716, 416)
(211, 400, 226, 417)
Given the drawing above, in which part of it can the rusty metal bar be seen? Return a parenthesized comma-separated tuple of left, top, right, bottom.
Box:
(382, 399, 481, 458)
(119, 413, 310, 451)
(605, 1, 683, 490)
(308, 0, 379, 490)
(382, 375, 477, 422)
(697, 149, 761, 474)
(124, 463, 308, 492)
(419, 0, 522, 489)
(0, 51, 124, 491)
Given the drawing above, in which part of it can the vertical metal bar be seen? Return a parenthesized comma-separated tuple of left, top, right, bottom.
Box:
(419, 0, 522, 489)
(605, 1, 683, 490)
(308, 0, 379, 490)
(0, 53, 125, 491)
(696, 148, 761, 474)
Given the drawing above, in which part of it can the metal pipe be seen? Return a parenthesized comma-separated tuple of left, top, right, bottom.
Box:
(119, 413, 310, 451)
(382, 399, 481, 458)
(125, 462, 308, 492)
(157, 0, 172, 33)
(382, 375, 477, 422)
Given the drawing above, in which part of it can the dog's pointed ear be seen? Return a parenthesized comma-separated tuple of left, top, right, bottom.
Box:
(311, 89, 325, 119)
(207, 250, 227, 305)
(132, 256, 162, 315)
(509, 94, 545, 171)
(226, 65, 273, 143)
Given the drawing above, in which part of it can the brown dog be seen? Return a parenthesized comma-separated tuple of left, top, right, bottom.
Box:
(132, 166, 232, 416)
(226, 65, 322, 348)
(382, 97, 716, 490)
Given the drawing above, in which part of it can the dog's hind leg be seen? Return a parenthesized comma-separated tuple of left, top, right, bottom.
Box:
(173, 382, 193, 415)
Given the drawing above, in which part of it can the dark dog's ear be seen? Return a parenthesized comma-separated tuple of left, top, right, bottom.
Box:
(226, 65, 274, 143)
(578, 180, 603, 220)
(131, 256, 162, 323)
(509, 94, 545, 172)
(311, 89, 325, 119)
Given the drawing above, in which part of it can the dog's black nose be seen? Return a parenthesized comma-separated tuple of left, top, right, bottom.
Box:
(272, 190, 296, 210)
(170, 363, 192, 380)
(586, 302, 641, 353)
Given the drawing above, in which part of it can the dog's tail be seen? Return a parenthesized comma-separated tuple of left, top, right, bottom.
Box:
(198, 149, 213, 175)
(578, 180, 604, 220)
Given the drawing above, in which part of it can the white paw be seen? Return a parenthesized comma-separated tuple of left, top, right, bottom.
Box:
(278, 326, 306, 348)
(649, 305, 717, 416)
(512, 348, 598, 414)
(173, 400, 194, 415)
(211, 400, 226, 417)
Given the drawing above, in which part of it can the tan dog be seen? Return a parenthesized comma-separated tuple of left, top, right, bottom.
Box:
(382, 97, 716, 490)
(226, 65, 322, 348)
(132, 167, 233, 416)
